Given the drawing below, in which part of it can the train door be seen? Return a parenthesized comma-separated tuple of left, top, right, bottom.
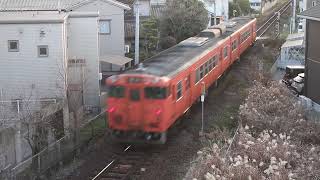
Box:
(127, 87, 144, 128)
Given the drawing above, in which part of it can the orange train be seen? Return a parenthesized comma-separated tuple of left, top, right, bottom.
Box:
(106, 17, 257, 143)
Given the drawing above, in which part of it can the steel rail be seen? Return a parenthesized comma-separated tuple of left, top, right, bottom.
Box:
(91, 145, 131, 180)
(257, 0, 292, 36)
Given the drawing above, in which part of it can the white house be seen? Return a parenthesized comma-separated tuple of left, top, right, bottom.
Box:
(0, 11, 100, 173)
(130, 0, 166, 17)
(250, 0, 262, 11)
(0, 0, 130, 172)
(201, 0, 229, 27)
(298, 0, 320, 32)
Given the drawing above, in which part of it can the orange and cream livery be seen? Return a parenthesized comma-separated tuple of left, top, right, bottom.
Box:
(106, 17, 257, 144)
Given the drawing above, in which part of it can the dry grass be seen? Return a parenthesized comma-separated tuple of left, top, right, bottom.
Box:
(185, 80, 320, 180)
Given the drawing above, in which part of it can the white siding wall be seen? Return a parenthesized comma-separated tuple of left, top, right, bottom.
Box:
(67, 16, 100, 108)
(203, 0, 229, 26)
(75, 0, 125, 56)
(250, 0, 262, 11)
(150, 0, 166, 5)
(134, 0, 151, 16)
(0, 23, 65, 100)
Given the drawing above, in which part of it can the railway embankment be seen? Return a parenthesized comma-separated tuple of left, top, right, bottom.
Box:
(184, 79, 320, 180)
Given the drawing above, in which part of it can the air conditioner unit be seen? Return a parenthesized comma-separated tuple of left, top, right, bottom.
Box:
(125, 45, 130, 53)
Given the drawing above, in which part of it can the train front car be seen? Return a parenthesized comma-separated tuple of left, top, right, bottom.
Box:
(106, 74, 171, 144)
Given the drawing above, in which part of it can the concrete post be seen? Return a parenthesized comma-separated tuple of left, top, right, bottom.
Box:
(292, 0, 297, 33)
(14, 123, 22, 164)
(63, 100, 70, 137)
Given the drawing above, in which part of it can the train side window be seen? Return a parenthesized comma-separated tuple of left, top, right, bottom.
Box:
(176, 81, 183, 100)
(196, 69, 200, 83)
(211, 57, 217, 69)
(109, 86, 125, 98)
(209, 59, 213, 70)
(205, 62, 209, 74)
(200, 65, 204, 78)
(186, 75, 191, 90)
(232, 40, 238, 51)
(130, 89, 140, 101)
(145, 87, 167, 99)
(223, 46, 228, 59)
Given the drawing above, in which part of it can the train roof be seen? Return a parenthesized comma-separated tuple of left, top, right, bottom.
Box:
(127, 17, 255, 78)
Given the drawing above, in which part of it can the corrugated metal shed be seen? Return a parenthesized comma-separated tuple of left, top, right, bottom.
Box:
(281, 39, 304, 48)
(287, 32, 304, 41)
(278, 39, 305, 69)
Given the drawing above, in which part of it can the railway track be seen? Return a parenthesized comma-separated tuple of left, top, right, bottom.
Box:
(256, 0, 292, 38)
(89, 2, 293, 180)
(90, 145, 163, 180)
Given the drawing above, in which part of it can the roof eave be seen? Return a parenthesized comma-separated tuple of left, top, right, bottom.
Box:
(102, 0, 131, 10)
(297, 14, 320, 22)
(67, 0, 131, 11)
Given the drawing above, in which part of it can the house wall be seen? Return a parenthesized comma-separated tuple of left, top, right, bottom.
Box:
(250, 0, 262, 11)
(0, 22, 65, 101)
(67, 16, 100, 108)
(305, 20, 320, 104)
(306, 0, 320, 9)
(75, 0, 126, 56)
(203, 0, 229, 27)
(134, 0, 151, 16)
(150, 0, 166, 5)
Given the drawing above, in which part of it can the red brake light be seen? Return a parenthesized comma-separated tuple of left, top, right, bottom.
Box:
(155, 109, 162, 116)
(108, 107, 116, 113)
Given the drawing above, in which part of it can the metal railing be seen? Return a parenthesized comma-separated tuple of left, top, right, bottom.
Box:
(4, 111, 107, 180)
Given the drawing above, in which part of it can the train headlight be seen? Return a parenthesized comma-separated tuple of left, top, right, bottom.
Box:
(108, 107, 116, 113)
(155, 109, 162, 116)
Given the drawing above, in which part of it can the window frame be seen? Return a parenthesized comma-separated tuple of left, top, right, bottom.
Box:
(130, 89, 140, 101)
(144, 87, 168, 99)
(195, 54, 218, 84)
(176, 81, 183, 100)
(232, 40, 238, 52)
(99, 20, 112, 35)
(186, 75, 191, 90)
(109, 86, 125, 98)
(8, 40, 19, 52)
(38, 45, 49, 57)
(223, 46, 229, 59)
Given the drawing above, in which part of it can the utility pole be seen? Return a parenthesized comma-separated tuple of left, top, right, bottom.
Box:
(214, 0, 217, 25)
(200, 82, 206, 135)
(134, 0, 140, 65)
(291, 0, 296, 33)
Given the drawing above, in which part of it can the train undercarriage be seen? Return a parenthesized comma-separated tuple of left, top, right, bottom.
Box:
(111, 130, 167, 144)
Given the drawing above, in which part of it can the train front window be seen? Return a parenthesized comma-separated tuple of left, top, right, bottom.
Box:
(130, 89, 140, 101)
(109, 86, 125, 98)
(144, 87, 167, 99)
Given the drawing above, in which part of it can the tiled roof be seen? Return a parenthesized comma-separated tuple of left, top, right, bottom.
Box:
(0, 0, 130, 11)
(299, 4, 320, 20)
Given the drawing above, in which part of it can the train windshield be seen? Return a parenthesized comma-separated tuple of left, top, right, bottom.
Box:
(144, 87, 168, 99)
(109, 86, 125, 98)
